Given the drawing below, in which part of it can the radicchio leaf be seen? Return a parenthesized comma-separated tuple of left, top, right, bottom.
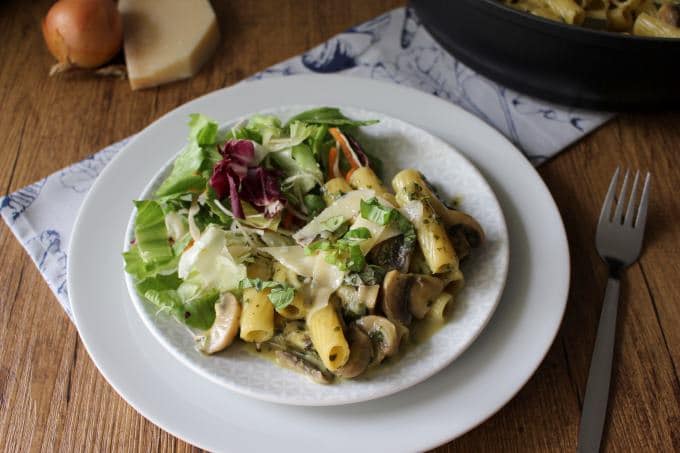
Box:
(240, 167, 286, 218)
(219, 139, 253, 178)
(209, 140, 255, 219)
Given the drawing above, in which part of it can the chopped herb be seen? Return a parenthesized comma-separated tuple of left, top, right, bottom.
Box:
(304, 227, 371, 272)
(360, 197, 416, 250)
(239, 278, 296, 309)
(341, 227, 372, 241)
(360, 198, 394, 225)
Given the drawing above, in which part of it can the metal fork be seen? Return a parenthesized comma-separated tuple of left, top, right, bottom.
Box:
(577, 168, 651, 453)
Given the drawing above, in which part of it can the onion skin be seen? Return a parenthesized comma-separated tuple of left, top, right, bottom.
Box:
(42, 0, 123, 70)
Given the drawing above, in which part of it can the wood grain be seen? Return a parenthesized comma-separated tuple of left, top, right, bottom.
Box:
(0, 0, 678, 451)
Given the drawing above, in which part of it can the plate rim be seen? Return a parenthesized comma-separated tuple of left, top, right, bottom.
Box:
(68, 74, 570, 451)
(122, 104, 510, 406)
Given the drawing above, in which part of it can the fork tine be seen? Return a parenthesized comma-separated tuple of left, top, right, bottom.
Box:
(613, 169, 630, 224)
(624, 170, 640, 227)
(635, 172, 651, 229)
(599, 167, 620, 226)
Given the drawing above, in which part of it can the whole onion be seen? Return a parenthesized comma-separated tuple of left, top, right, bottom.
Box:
(42, 0, 123, 74)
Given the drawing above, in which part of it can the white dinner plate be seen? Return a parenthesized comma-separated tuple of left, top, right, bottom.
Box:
(69, 75, 569, 452)
(124, 105, 509, 406)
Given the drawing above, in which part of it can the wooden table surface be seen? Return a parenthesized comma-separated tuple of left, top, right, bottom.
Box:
(1, 1, 679, 451)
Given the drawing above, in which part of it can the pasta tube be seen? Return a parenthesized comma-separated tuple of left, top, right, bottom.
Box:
(392, 169, 459, 274)
(308, 304, 349, 371)
(426, 292, 455, 323)
(272, 262, 306, 320)
(322, 177, 352, 205)
(389, 169, 484, 243)
(348, 167, 397, 206)
(505, 0, 562, 20)
(247, 257, 272, 281)
(607, 0, 643, 31)
(633, 11, 680, 37)
(583, 0, 609, 20)
(545, 0, 586, 24)
(239, 288, 275, 343)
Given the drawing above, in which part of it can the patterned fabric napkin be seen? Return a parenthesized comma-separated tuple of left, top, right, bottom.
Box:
(0, 7, 611, 319)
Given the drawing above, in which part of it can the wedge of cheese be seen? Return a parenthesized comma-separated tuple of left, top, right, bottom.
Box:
(119, 0, 220, 90)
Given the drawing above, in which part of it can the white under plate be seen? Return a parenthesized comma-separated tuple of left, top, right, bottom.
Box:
(124, 105, 509, 406)
(69, 75, 569, 452)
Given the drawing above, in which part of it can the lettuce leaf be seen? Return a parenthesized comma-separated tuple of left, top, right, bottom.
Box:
(246, 114, 282, 145)
(156, 114, 220, 198)
(265, 121, 315, 152)
(144, 287, 218, 330)
(285, 107, 378, 127)
(134, 200, 174, 263)
(155, 141, 207, 198)
(271, 144, 324, 212)
(188, 113, 219, 146)
(123, 245, 178, 280)
(136, 272, 183, 295)
(123, 200, 180, 280)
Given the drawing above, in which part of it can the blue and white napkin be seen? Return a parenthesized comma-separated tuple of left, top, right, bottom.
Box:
(0, 7, 611, 319)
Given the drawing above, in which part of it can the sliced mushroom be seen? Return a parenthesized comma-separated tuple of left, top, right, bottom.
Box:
(358, 285, 380, 314)
(448, 224, 472, 260)
(394, 322, 410, 347)
(367, 235, 413, 272)
(335, 324, 373, 378)
(356, 315, 399, 365)
(408, 275, 445, 320)
(275, 350, 334, 384)
(335, 285, 367, 320)
(284, 329, 314, 353)
(441, 210, 484, 248)
(196, 292, 241, 354)
(382, 270, 445, 323)
(381, 270, 413, 325)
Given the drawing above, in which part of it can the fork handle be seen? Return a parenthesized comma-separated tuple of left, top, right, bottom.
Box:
(577, 276, 620, 453)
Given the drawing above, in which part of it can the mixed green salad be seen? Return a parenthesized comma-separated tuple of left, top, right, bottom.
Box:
(124, 108, 382, 331)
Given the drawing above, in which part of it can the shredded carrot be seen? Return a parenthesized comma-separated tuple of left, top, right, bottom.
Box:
(345, 167, 358, 183)
(327, 146, 338, 179)
(329, 127, 362, 170)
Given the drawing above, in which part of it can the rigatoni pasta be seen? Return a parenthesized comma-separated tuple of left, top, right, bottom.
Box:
(392, 169, 459, 274)
(307, 304, 350, 370)
(240, 288, 275, 343)
(272, 262, 307, 320)
(502, 0, 680, 37)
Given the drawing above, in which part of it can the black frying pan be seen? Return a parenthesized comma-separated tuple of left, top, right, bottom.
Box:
(410, 0, 680, 110)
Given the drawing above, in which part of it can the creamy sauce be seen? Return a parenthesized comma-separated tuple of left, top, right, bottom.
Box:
(242, 341, 279, 363)
(238, 314, 449, 383)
